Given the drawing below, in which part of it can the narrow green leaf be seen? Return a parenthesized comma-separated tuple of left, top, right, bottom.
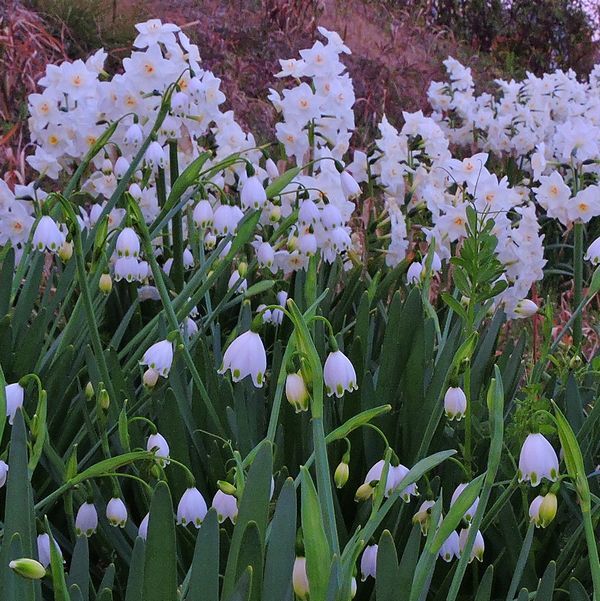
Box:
(535, 561, 555, 601)
(188, 509, 219, 601)
(67, 536, 89, 601)
(376, 530, 401, 601)
(474, 565, 494, 601)
(125, 537, 145, 601)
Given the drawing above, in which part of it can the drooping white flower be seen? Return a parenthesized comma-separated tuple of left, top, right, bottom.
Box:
(141, 340, 173, 377)
(340, 170, 361, 199)
(518, 433, 559, 486)
(360, 544, 378, 581)
(323, 350, 357, 397)
(193, 200, 213, 228)
(513, 299, 538, 318)
(227, 270, 247, 294)
(212, 490, 238, 524)
(147, 432, 170, 466)
(285, 372, 309, 412)
(584, 236, 600, 265)
(218, 330, 267, 387)
(116, 227, 140, 257)
(406, 261, 423, 284)
(138, 513, 149, 540)
(459, 527, 484, 562)
(412, 500, 436, 535)
(0, 460, 8, 488)
(240, 175, 267, 210)
(450, 482, 479, 522)
(106, 498, 128, 528)
(177, 487, 208, 527)
(444, 387, 467, 421)
(37, 533, 62, 568)
(292, 557, 310, 601)
(75, 502, 98, 537)
(5, 383, 24, 425)
(257, 241, 275, 268)
(438, 531, 460, 562)
(529, 492, 557, 528)
(32, 216, 65, 253)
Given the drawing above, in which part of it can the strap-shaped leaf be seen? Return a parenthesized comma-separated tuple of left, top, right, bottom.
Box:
(188, 509, 219, 601)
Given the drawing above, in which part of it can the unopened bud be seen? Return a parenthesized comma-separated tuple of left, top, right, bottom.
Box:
(85, 382, 95, 399)
(99, 273, 112, 294)
(217, 480, 237, 496)
(334, 461, 349, 489)
(238, 261, 248, 278)
(285, 372, 309, 413)
(98, 388, 110, 410)
(539, 492, 558, 527)
(355, 482, 374, 502)
(9, 558, 46, 580)
(143, 368, 159, 388)
(58, 241, 73, 262)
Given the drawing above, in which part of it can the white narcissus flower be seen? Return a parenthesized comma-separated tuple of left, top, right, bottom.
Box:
(360, 544, 378, 581)
(218, 330, 267, 388)
(116, 227, 140, 257)
(240, 175, 267, 210)
(459, 527, 484, 562)
(37, 533, 62, 568)
(0, 460, 8, 488)
(285, 372, 309, 412)
(138, 513, 149, 540)
(518, 433, 559, 486)
(292, 557, 310, 600)
(33, 216, 65, 253)
(450, 482, 479, 522)
(438, 530, 460, 562)
(106, 498, 128, 527)
(212, 490, 238, 524)
(177, 487, 208, 527)
(5, 383, 24, 425)
(323, 350, 357, 398)
(147, 432, 170, 466)
(75, 502, 98, 537)
(444, 387, 467, 421)
(141, 340, 173, 377)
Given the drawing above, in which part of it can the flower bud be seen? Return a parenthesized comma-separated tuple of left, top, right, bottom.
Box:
(293, 557, 310, 600)
(58, 241, 73, 262)
(5, 382, 24, 425)
(334, 460, 349, 489)
(412, 500, 436, 535)
(355, 482, 374, 502)
(340, 171, 361, 199)
(143, 368, 159, 388)
(285, 372, 309, 412)
(444, 387, 467, 421)
(9, 558, 46, 580)
(265, 158, 279, 179)
(217, 480, 237, 496)
(85, 382, 95, 399)
(99, 273, 112, 294)
(539, 492, 558, 527)
(0, 460, 8, 488)
(98, 388, 110, 410)
(514, 299, 538, 318)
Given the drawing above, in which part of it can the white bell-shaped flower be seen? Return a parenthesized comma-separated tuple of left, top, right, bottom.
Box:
(444, 387, 467, 421)
(360, 544, 378, 581)
(5, 383, 24, 425)
(584, 236, 600, 265)
(177, 487, 208, 528)
(75, 502, 98, 537)
(324, 350, 357, 397)
(406, 262, 423, 284)
(114, 257, 142, 282)
(37, 533, 62, 568)
(340, 170, 361, 199)
(0, 460, 8, 488)
(459, 527, 484, 562)
(292, 557, 310, 601)
(146, 141, 166, 170)
(114, 156, 130, 179)
(286, 372, 309, 412)
(141, 340, 173, 377)
(147, 432, 170, 466)
(257, 241, 275, 268)
(218, 330, 267, 387)
(240, 175, 267, 210)
(116, 227, 140, 257)
(438, 531, 460, 562)
(33, 216, 65, 253)
(193, 200, 213, 228)
(124, 123, 143, 148)
(518, 433, 559, 486)
(106, 497, 128, 528)
(450, 482, 479, 522)
(138, 513, 149, 540)
(213, 205, 244, 235)
(212, 490, 238, 524)
(227, 270, 247, 294)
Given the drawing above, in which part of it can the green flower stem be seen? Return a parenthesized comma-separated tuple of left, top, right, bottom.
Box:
(57, 196, 116, 403)
(130, 198, 226, 438)
(287, 299, 340, 555)
(573, 222, 584, 348)
(463, 302, 475, 478)
(169, 140, 185, 292)
(582, 507, 600, 598)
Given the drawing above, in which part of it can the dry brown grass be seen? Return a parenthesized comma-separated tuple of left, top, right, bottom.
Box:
(0, 0, 68, 184)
